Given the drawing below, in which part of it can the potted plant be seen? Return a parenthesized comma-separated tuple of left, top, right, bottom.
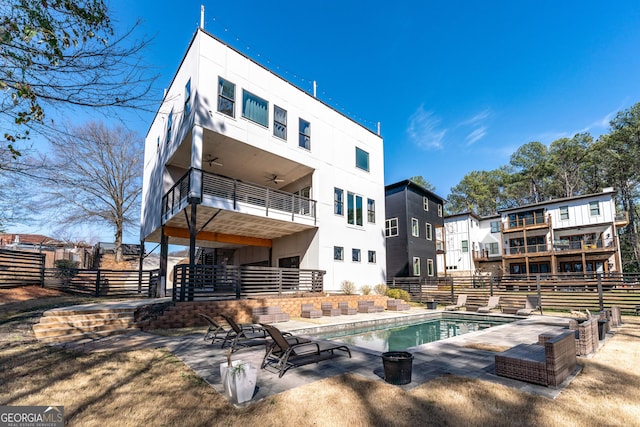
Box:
(219, 349, 257, 404)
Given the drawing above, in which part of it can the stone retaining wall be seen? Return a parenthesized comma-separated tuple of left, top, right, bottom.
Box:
(141, 294, 389, 330)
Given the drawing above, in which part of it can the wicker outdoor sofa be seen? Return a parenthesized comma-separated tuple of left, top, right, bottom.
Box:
(495, 331, 577, 387)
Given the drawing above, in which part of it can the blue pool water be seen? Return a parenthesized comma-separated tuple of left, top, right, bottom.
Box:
(315, 316, 514, 352)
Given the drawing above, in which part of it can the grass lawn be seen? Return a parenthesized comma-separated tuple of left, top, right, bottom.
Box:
(1, 287, 639, 426)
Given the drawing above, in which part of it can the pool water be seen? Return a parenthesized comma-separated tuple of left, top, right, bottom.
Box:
(315, 316, 513, 352)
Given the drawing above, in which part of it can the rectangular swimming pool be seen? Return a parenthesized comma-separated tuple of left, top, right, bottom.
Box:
(314, 315, 514, 353)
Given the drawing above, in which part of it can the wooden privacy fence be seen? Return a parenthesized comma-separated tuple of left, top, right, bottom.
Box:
(172, 264, 325, 301)
(0, 249, 45, 288)
(44, 268, 159, 297)
(389, 274, 640, 314)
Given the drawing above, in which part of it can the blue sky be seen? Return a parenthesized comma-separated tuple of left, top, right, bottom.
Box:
(18, 1, 640, 244)
(110, 0, 640, 198)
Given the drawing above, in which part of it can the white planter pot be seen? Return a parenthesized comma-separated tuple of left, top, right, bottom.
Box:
(219, 360, 258, 404)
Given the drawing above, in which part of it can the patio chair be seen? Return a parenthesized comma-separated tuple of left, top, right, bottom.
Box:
(516, 295, 541, 316)
(338, 302, 357, 315)
(301, 304, 322, 319)
(445, 294, 467, 311)
(260, 323, 352, 378)
(477, 296, 500, 313)
(321, 302, 341, 316)
(197, 313, 235, 344)
(220, 313, 267, 351)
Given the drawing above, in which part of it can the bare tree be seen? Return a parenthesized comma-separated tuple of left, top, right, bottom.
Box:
(0, 0, 155, 152)
(34, 121, 142, 262)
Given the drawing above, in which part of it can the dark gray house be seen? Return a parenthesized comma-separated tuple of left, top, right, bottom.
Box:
(385, 180, 445, 280)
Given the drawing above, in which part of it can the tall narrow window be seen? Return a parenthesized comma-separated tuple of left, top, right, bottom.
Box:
(412, 218, 419, 237)
(423, 197, 429, 211)
(462, 240, 469, 253)
(166, 108, 173, 144)
(425, 223, 433, 240)
(427, 259, 434, 276)
(355, 147, 369, 171)
(385, 218, 398, 237)
(184, 79, 191, 116)
(438, 204, 443, 217)
(334, 188, 344, 215)
(413, 257, 421, 276)
(334, 246, 344, 261)
(352, 248, 361, 262)
(589, 201, 600, 216)
(299, 118, 311, 150)
(242, 90, 268, 127)
(217, 77, 235, 117)
(560, 206, 569, 220)
(274, 105, 287, 139)
(367, 198, 375, 223)
(490, 221, 500, 233)
(347, 192, 363, 226)
(368, 250, 376, 263)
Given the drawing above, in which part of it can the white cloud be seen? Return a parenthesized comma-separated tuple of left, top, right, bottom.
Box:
(460, 108, 491, 126)
(585, 109, 617, 132)
(465, 126, 487, 146)
(406, 105, 446, 150)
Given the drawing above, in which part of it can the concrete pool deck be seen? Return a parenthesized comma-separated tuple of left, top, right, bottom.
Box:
(60, 306, 600, 401)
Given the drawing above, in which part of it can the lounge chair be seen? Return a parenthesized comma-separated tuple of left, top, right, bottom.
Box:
(516, 295, 541, 316)
(197, 313, 234, 344)
(477, 296, 500, 313)
(260, 323, 351, 377)
(220, 313, 267, 351)
(445, 294, 467, 311)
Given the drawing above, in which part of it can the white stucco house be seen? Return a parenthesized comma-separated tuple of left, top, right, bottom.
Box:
(140, 28, 386, 296)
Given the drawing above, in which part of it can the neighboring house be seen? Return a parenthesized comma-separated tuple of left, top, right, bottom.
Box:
(437, 188, 628, 277)
(0, 233, 93, 268)
(140, 28, 386, 293)
(385, 180, 445, 280)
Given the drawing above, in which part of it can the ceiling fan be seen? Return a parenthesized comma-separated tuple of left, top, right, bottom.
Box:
(266, 174, 285, 184)
(205, 155, 223, 167)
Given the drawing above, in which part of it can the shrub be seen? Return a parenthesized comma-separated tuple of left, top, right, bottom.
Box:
(373, 283, 388, 295)
(341, 280, 356, 295)
(360, 285, 372, 295)
(386, 288, 411, 302)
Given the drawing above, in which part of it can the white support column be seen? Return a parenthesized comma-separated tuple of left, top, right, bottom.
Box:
(189, 125, 203, 203)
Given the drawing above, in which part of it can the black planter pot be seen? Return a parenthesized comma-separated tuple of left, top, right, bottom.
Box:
(381, 351, 413, 385)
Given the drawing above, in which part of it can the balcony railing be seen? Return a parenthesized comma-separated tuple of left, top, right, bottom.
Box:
(161, 169, 317, 224)
(502, 214, 551, 232)
(503, 238, 616, 256)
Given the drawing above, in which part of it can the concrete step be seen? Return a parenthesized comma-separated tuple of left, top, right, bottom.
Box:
(33, 319, 139, 338)
(37, 311, 135, 324)
(36, 328, 139, 344)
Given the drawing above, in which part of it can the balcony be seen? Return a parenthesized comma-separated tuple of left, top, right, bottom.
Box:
(472, 249, 501, 261)
(615, 212, 629, 227)
(502, 214, 551, 233)
(503, 238, 617, 258)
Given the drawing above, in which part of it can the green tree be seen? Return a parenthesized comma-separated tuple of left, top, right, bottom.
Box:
(447, 169, 508, 216)
(0, 0, 154, 153)
(409, 175, 436, 193)
(548, 133, 592, 198)
(509, 141, 553, 204)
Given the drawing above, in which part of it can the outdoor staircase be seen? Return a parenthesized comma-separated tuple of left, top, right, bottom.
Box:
(33, 306, 143, 345)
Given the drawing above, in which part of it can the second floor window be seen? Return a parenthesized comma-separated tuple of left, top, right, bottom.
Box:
(438, 204, 443, 217)
(352, 248, 361, 262)
(368, 250, 376, 263)
(426, 223, 433, 240)
(412, 218, 419, 237)
(334, 246, 343, 261)
(348, 192, 363, 226)
(462, 240, 469, 253)
(590, 201, 600, 216)
(356, 147, 369, 171)
(367, 198, 375, 223)
(560, 206, 569, 220)
(490, 221, 500, 233)
(423, 197, 429, 211)
(385, 218, 398, 237)
(242, 90, 268, 127)
(217, 77, 235, 117)
(488, 242, 499, 255)
(273, 105, 287, 139)
(299, 118, 311, 150)
(334, 188, 344, 215)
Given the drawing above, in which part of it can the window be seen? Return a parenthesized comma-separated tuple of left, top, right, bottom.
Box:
(299, 118, 310, 150)
(347, 192, 363, 226)
(166, 108, 173, 144)
(385, 218, 398, 237)
(242, 90, 268, 127)
(368, 250, 376, 263)
(427, 259, 434, 276)
(184, 79, 191, 116)
(273, 105, 287, 139)
(217, 77, 235, 117)
(334, 246, 343, 261)
(412, 218, 419, 237)
(352, 248, 361, 262)
(413, 257, 421, 276)
(490, 221, 500, 233)
(423, 197, 429, 211)
(334, 188, 344, 215)
(462, 240, 469, 253)
(438, 204, 443, 217)
(560, 206, 569, 220)
(488, 242, 499, 255)
(426, 223, 433, 240)
(367, 198, 375, 223)
(355, 147, 369, 171)
(589, 201, 600, 216)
